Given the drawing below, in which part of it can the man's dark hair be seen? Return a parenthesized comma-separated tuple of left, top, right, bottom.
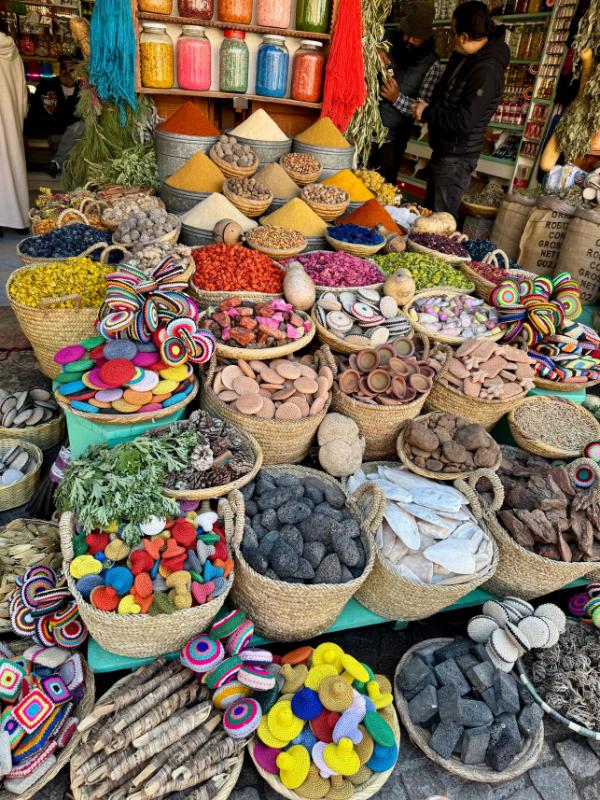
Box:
(58, 52, 82, 67)
(452, 1, 496, 39)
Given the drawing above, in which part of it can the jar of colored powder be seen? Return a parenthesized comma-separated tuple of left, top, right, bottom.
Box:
(256, 0, 291, 28)
(217, 0, 252, 24)
(219, 29, 248, 93)
(291, 40, 325, 102)
(295, 0, 331, 33)
(140, 23, 174, 89)
(255, 35, 289, 98)
(178, 0, 214, 17)
(177, 26, 211, 90)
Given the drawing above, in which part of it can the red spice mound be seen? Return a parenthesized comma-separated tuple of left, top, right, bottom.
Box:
(158, 101, 221, 137)
(192, 244, 284, 293)
(338, 198, 402, 234)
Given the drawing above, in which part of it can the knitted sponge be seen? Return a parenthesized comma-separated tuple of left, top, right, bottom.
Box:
(327, 775, 354, 800)
(267, 700, 303, 742)
(366, 680, 393, 710)
(296, 764, 330, 799)
(355, 725, 374, 765)
(312, 642, 344, 674)
(348, 765, 373, 786)
(281, 663, 308, 694)
(258, 717, 289, 749)
(277, 744, 311, 790)
(363, 711, 394, 748)
(305, 664, 338, 691)
(253, 740, 281, 775)
(180, 635, 224, 673)
(310, 709, 340, 744)
(212, 681, 251, 710)
(366, 741, 398, 773)
(323, 738, 360, 777)
(292, 687, 323, 721)
(318, 676, 353, 713)
(223, 698, 262, 739)
(293, 724, 318, 751)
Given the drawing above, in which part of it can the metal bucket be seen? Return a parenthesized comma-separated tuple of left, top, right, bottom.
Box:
(304, 236, 328, 252)
(154, 130, 220, 181)
(235, 135, 292, 164)
(180, 224, 214, 247)
(160, 184, 211, 214)
(292, 140, 355, 176)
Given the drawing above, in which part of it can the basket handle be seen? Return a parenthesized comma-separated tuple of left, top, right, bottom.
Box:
(450, 232, 468, 243)
(79, 197, 109, 216)
(79, 241, 109, 259)
(349, 481, 386, 537)
(483, 248, 510, 270)
(319, 343, 338, 378)
(205, 354, 217, 386)
(454, 468, 505, 521)
(57, 208, 89, 227)
(39, 293, 82, 309)
(99, 244, 129, 264)
(228, 488, 246, 548)
(58, 512, 75, 562)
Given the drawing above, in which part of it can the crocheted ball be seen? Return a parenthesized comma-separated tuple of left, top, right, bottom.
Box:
(223, 698, 262, 739)
(104, 566, 134, 596)
(209, 609, 246, 640)
(366, 741, 398, 772)
(75, 574, 103, 601)
(292, 687, 323, 721)
(204, 655, 243, 689)
(257, 717, 289, 749)
(180, 635, 224, 673)
(254, 684, 281, 714)
(282, 646, 313, 667)
(305, 664, 338, 692)
(292, 724, 318, 751)
(252, 740, 282, 775)
(239, 648, 273, 664)
(312, 642, 344, 673)
(277, 744, 311, 790)
(226, 620, 255, 655)
(213, 681, 251, 710)
(238, 665, 276, 692)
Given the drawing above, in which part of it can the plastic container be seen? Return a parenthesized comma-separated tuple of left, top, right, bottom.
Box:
(140, 22, 174, 89)
(291, 40, 324, 102)
(255, 35, 289, 99)
(178, 0, 213, 17)
(219, 29, 249, 92)
(138, 0, 172, 14)
(256, 0, 291, 28)
(295, 0, 331, 33)
(218, 0, 251, 24)
(177, 25, 211, 90)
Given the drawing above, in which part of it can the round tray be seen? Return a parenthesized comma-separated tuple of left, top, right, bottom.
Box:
(214, 310, 315, 361)
(325, 231, 385, 257)
(407, 238, 470, 264)
(405, 288, 505, 346)
(394, 639, 545, 783)
(209, 145, 258, 179)
(0, 438, 43, 512)
(245, 236, 307, 260)
(223, 181, 273, 218)
(112, 216, 181, 252)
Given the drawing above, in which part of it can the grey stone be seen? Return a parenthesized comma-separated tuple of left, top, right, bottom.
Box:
(241, 481, 255, 501)
(251, 514, 265, 536)
(244, 499, 257, 517)
(289, 484, 306, 500)
(352, 540, 366, 571)
(467, 661, 496, 693)
(305, 485, 324, 505)
(340, 565, 354, 582)
(242, 523, 258, 550)
(459, 698, 494, 728)
(303, 541, 327, 569)
(433, 637, 473, 664)
(506, 790, 542, 800)
(256, 473, 276, 494)
(270, 541, 299, 578)
(243, 546, 268, 574)
(481, 687, 502, 717)
(461, 725, 491, 765)
(338, 516, 361, 538)
(401, 763, 447, 800)
(295, 557, 315, 581)
(331, 527, 361, 567)
(314, 502, 343, 519)
(518, 680, 535, 706)
(258, 530, 279, 558)
(277, 501, 312, 525)
(472, 643, 489, 663)
(314, 553, 342, 584)
(397, 655, 435, 693)
(274, 474, 298, 489)
(486, 713, 523, 772)
(303, 497, 315, 510)
(265, 568, 279, 581)
(556, 739, 600, 778)
(456, 652, 480, 674)
(529, 766, 578, 800)
(494, 672, 521, 715)
(407, 684, 439, 726)
(230, 788, 260, 800)
(583, 786, 598, 800)
(429, 721, 463, 759)
(279, 525, 303, 555)
(438, 685, 461, 724)
(323, 484, 346, 508)
(518, 703, 544, 738)
(261, 509, 278, 530)
(300, 513, 334, 543)
(434, 657, 471, 696)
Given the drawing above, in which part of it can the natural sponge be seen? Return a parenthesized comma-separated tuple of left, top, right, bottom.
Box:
(317, 414, 365, 478)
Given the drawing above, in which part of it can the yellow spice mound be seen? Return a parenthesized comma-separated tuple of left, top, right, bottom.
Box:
(322, 170, 374, 202)
(261, 198, 327, 238)
(295, 117, 351, 149)
(166, 152, 225, 192)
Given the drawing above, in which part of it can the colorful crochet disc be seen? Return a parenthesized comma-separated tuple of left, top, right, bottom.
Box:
(223, 698, 262, 739)
(180, 636, 224, 674)
(204, 656, 243, 689)
(568, 593, 590, 617)
(209, 609, 246, 640)
(11, 689, 54, 733)
(0, 662, 25, 702)
(40, 676, 70, 704)
(213, 681, 252, 710)
(573, 463, 597, 488)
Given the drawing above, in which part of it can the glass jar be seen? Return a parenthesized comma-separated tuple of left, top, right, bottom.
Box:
(255, 35, 289, 98)
(527, 0, 541, 12)
(219, 29, 248, 93)
(291, 40, 324, 103)
(138, 0, 172, 14)
(296, 0, 330, 33)
(177, 26, 211, 90)
(140, 23, 174, 89)
(178, 0, 213, 18)
(256, 0, 291, 28)
(218, 0, 251, 24)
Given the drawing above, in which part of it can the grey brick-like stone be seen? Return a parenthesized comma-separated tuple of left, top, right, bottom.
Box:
(461, 724, 491, 765)
(518, 680, 535, 706)
(456, 651, 480, 674)
(494, 672, 521, 714)
(429, 721, 463, 759)
(481, 686, 503, 716)
(401, 763, 447, 800)
(438, 685, 461, 724)
(468, 660, 497, 692)
(529, 766, 577, 800)
(505, 790, 542, 800)
(434, 657, 471, 696)
(407, 684, 438, 726)
(397, 655, 435, 693)
(518, 703, 544, 738)
(460, 698, 494, 728)
(486, 713, 523, 772)
(433, 637, 472, 664)
(556, 739, 600, 778)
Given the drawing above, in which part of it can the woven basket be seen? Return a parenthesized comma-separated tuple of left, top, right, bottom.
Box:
(533, 376, 600, 392)
(112, 216, 181, 251)
(459, 261, 497, 302)
(59, 494, 239, 657)
(209, 146, 258, 179)
(229, 470, 383, 640)
(284, 252, 385, 297)
(55, 377, 199, 425)
(405, 288, 505, 346)
(17, 236, 127, 267)
(394, 639, 544, 782)
(0, 411, 65, 450)
(353, 464, 499, 620)
(249, 706, 400, 799)
(302, 189, 350, 222)
(407, 238, 470, 264)
(0, 438, 42, 512)
(245, 236, 307, 260)
(311, 305, 413, 355)
(222, 182, 273, 218)
(396, 412, 502, 481)
(471, 454, 600, 600)
(461, 199, 499, 218)
(426, 375, 527, 432)
(214, 311, 315, 362)
(507, 396, 600, 459)
(201, 352, 330, 465)
(325, 232, 385, 258)
(0, 518, 61, 632)
(280, 155, 323, 186)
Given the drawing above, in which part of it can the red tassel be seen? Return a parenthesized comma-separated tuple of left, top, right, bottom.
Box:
(321, 0, 366, 132)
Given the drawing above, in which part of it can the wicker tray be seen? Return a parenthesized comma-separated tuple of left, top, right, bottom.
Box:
(394, 639, 544, 782)
(426, 376, 527, 432)
(325, 231, 385, 257)
(507, 395, 600, 459)
(214, 310, 315, 361)
(17, 237, 128, 267)
(311, 305, 413, 355)
(407, 238, 470, 264)
(209, 145, 258, 179)
(0, 412, 65, 450)
(282, 251, 385, 297)
(405, 288, 505, 346)
(302, 189, 350, 222)
(0, 438, 43, 512)
(533, 376, 600, 393)
(222, 182, 273, 218)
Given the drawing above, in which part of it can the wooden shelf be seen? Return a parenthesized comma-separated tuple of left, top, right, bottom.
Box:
(137, 11, 330, 40)
(6, 0, 79, 8)
(488, 122, 525, 132)
(137, 85, 322, 109)
(433, 11, 550, 23)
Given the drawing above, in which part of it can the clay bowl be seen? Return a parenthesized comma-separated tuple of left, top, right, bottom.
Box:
(403, 387, 417, 402)
(356, 350, 379, 373)
(409, 373, 432, 393)
(419, 365, 436, 379)
(391, 375, 406, 399)
(338, 368, 360, 394)
(389, 357, 411, 376)
(367, 368, 391, 393)
(359, 377, 377, 397)
(392, 337, 415, 357)
(376, 344, 395, 366)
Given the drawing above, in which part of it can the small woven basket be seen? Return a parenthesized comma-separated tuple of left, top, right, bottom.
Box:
(533, 376, 600, 392)
(311, 305, 413, 355)
(59, 494, 240, 657)
(0, 438, 42, 512)
(245, 236, 307, 260)
(325, 231, 385, 257)
(209, 146, 258, 179)
(302, 188, 350, 222)
(222, 182, 273, 218)
(461, 199, 499, 218)
(0, 411, 65, 450)
(426, 376, 527, 432)
(229, 470, 383, 640)
(394, 639, 544, 782)
(112, 216, 181, 251)
(407, 238, 470, 264)
(353, 465, 499, 620)
(405, 288, 505, 346)
(459, 254, 537, 302)
(17, 236, 127, 267)
(280, 155, 323, 186)
(507, 396, 600, 459)
(214, 311, 315, 362)
(459, 261, 497, 302)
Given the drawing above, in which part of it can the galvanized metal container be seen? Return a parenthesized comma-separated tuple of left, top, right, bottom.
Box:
(160, 183, 212, 214)
(154, 130, 220, 181)
(304, 236, 328, 252)
(347, 201, 364, 213)
(235, 135, 292, 164)
(292, 140, 355, 176)
(181, 224, 214, 247)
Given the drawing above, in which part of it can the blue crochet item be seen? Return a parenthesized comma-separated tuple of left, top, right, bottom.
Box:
(211, 576, 229, 597)
(75, 574, 103, 601)
(366, 742, 398, 773)
(364, 696, 376, 713)
(104, 566, 133, 595)
(204, 561, 223, 583)
(291, 724, 318, 751)
(291, 688, 323, 721)
(186, 550, 203, 574)
(150, 560, 160, 579)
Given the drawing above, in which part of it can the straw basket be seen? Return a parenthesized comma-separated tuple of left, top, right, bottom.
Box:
(396, 412, 502, 481)
(407, 238, 470, 264)
(426, 376, 527, 432)
(229, 470, 383, 640)
(280, 252, 385, 297)
(55, 377, 199, 425)
(0, 438, 42, 512)
(302, 189, 350, 222)
(325, 231, 385, 258)
(394, 639, 543, 782)
(245, 235, 307, 260)
(507, 396, 600, 459)
(17, 236, 127, 267)
(326, 341, 452, 460)
(222, 181, 273, 218)
(201, 352, 330, 464)
(59, 494, 239, 657)
(0, 518, 61, 632)
(209, 146, 258, 179)
(112, 216, 181, 251)
(214, 311, 315, 362)
(310, 305, 413, 355)
(0, 411, 65, 450)
(280, 154, 323, 186)
(353, 465, 499, 620)
(459, 261, 497, 302)
(163, 427, 263, 501)
(405, 288, 505, 346)
(249, 706, 400, 800)
(190, 283, 284, 309)
(459, 254, 537, 302)
(534, 376, 600, 392)
(461, 199, 499, 218)
(474, 453, 600, 600)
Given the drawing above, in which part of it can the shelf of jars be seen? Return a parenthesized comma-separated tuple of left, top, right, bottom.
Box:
(137, 10, 330, 39)
(136, 85, 322, 108)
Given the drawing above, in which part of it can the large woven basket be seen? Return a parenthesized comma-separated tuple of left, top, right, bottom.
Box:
(459, 256, 537, 303)
(481, 451, 600, 600)
(0, 411, 65, 450)
(17, 237, 127, 267)
(533, 376, 600, 392)
(426, 375, 527, 432)
(189, 278, 284, 310)
(209, 146, 258, 179)
(229, 470, 383, 640)
(461, 199, 499, 218)
(0, 657, 95, 800)
(222, 181, 273, 218)
(249, 705, 400, 799)
(0, 518, 61, 632)
(59, 494, 239, 657)
(508, 396, 600, 459)
(394, 639, 544, 782)
(280, 155, 323, 187)
(0, 438, 42, 512)
(112, 216, 181, 251)
(213, 311, 315, 362)
(302, 189, 350, 222)
(407, 238, 470, 264)
(325, 231, 385, 258)
(201, 352, 330, 465)
(405, 288, 505, 346)
(311, 305, 413, 355)
(352, 465, 499, 621)
(245, 236, 307, 260)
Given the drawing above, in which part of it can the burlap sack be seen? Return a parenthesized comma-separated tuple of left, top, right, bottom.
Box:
(491, 193, 537, 261)
(518, 196, 576, 276)
(555, 207, 600, 304)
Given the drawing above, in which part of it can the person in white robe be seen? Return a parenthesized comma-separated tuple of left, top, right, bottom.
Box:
(0, 32, 29, 230)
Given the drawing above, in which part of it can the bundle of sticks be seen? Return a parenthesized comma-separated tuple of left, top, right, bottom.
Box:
(71, 658, 246, 800)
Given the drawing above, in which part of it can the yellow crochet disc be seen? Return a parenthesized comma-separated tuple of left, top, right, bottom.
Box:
(323, 738, 360, 777)
(318, 675, 353, 713)
(257, 717, 289, 749)
(312, 642, 344, 673)
(153, 379, 178, 395)
(277, 745, 311, 790)
(159, 365, 188, 382)
(340, 654, 369, 684)
(267, 700, 303, 742)
(304, 664, 338, 691)
(111, 399, 142, 413)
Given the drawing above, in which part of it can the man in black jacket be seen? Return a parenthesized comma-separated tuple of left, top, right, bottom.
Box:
(412, 1, 510, 218)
